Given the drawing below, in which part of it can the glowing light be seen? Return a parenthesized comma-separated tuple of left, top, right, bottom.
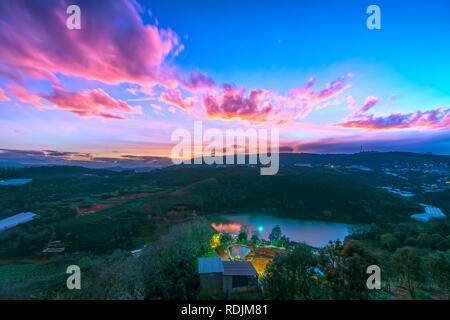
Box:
(258, 226, 264, 232)
(209, 233, 221, 248)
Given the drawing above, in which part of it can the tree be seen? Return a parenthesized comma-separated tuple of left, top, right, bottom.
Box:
(269, 225, 281, 243)
(429, 234, 444, 250)
(390, 247, 424, 298)
(52, 219, 214, 300)
(251, 234, 260, 245)
(318, 240, 381, 299)
(278, 235, 290, 249)
(220, 233, 233, 245)
(380, 233, 400, 252)
(416, 233, 434, 249)
(261, 244, 326, 299)
(424, 251, 450, 299)
(238, 230, 248, 242)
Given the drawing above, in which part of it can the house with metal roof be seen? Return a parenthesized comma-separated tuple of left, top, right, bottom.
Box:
(198, 257, 259, 295)
(411, 205, 446, 222)
(0, 212, 38, 231)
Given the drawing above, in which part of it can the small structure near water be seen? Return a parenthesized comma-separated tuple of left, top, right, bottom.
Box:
(198, 257, 258, 295)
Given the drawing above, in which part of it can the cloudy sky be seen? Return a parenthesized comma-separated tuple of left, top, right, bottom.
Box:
(0, 0, 449, 162)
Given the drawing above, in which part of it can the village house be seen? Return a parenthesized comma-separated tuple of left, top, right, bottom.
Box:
(198, 257, 259, 295)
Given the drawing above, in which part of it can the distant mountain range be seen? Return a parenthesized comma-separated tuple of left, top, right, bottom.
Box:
(188, 151, 450, 169)
(0, 148, 173, 171)
(277, 151, 450, 168)
(0, 149, 448, 171)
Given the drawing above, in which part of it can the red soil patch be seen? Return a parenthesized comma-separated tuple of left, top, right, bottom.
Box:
(146, 215, 170, 222)
(253, 246, 281, 257)
(146, 214, 195, 224)
(140, 203, 153, 212)
(390, 286, 409, 299)
(170, 177, 218, 196)
(76, 202, 121, 216)
(0, 256, 49, 265)
(167, 210, 193, 218)
(167, 205, 194, 218)
(107, 191, 163, 201)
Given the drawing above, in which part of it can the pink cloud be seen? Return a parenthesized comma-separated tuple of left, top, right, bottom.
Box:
(358, 96, 379, 113)
(160, 89, 195, 111)
(0, 1, 358, 127)
(202, 85, 277, 123)
(8, 84, 141, 120)
(338, 107, 449, 130)
(347, 96, 380, 119)
(0, 1, 357, 126)
(0, 88, 10, 102)
(199, 75, 352, 124)
(0, 0, 182, 87)
(42, 86, 142, 119)
(178, 69, 216, 91)
(346, 95, 356, 109)
(289, 75, 352, 106)
(126, 88, 140, 96)
(8, 84, 47, 108)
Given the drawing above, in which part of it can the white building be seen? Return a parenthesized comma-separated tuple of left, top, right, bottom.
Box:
(0, 212, 37, 231)
(411, 205, 446, 222)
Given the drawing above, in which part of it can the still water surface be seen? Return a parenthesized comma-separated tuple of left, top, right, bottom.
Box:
(212, 213, 352, 248)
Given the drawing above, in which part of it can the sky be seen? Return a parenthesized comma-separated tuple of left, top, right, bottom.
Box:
(0, 0, 449, 163)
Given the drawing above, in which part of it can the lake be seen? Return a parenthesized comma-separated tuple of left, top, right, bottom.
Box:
(212, 213, 352, 248)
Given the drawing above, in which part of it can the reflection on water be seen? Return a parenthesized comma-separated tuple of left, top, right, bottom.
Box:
(212, 213, 352, 248)
(229, 245, 249, 258)
(211, 222, 242, 234)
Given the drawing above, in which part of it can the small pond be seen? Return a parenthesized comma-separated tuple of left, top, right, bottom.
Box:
(228, 245, 250, 259)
